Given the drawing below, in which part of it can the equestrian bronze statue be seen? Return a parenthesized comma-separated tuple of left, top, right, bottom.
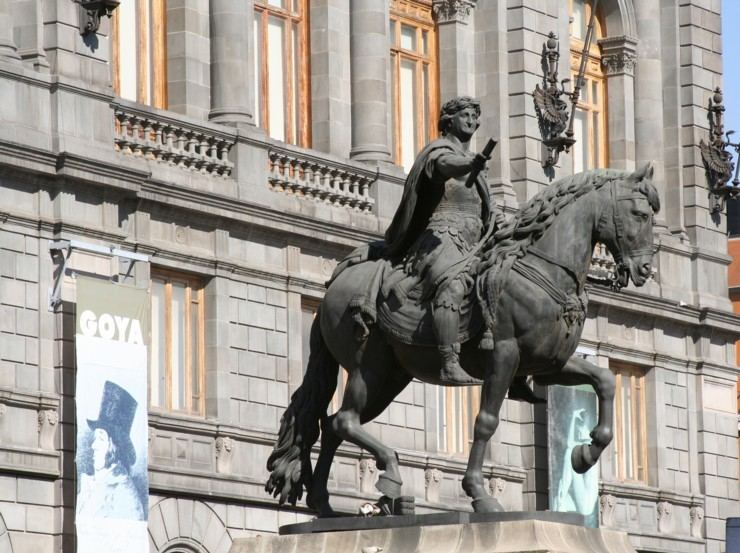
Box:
(265, 96, 660, 517)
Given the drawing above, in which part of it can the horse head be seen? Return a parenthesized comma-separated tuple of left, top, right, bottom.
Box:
(597, 162, 660, 289)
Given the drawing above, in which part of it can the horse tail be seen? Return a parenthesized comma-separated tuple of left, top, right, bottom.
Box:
(265, 304, 339, 506)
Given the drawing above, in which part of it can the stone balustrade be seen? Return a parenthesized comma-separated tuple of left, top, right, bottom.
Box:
(589, 242, 617, 284)
(113, 101, 235, 177)
(268, 144, 377, 213)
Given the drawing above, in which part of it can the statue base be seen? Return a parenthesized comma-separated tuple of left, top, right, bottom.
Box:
(229, 512, 637, 553)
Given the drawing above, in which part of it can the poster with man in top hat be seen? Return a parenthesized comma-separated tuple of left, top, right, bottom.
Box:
(77, 381, 146, 520)
(75, 277, 149, 553)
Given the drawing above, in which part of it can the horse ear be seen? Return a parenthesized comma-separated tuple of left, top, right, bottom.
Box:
(635, 161, 655, 181)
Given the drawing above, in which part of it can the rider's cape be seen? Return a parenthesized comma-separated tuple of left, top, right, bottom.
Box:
(384, 138, 492, 260)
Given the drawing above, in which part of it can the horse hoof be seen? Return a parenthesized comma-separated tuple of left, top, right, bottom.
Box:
(571, 444, 596, 474)
(376, 473, 403, 498)
(471, 497, 504, 513)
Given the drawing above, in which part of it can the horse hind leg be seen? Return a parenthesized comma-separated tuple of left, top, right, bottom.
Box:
(535, 355, 615, 474)
(332, 351, 412, 508)
(307, 413, 342, 518)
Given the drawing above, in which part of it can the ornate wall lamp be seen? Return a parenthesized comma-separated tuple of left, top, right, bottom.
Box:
(534, 0, 600, 176)
(533, 32, 573, 170)
(699, 87, 739, 213)
(76, 0, 120, 36)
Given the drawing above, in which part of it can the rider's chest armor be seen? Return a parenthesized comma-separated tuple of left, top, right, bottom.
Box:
(427, 175, 483, 247)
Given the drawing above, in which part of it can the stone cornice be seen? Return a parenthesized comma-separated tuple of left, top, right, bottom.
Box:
(432, 0, 476, 24)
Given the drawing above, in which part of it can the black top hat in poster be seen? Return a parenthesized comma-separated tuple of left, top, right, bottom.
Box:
(75, 277, 149, 553)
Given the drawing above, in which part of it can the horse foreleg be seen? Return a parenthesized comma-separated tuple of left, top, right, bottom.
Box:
(462, 339, 519, 512)
(535, 355, 615, 473)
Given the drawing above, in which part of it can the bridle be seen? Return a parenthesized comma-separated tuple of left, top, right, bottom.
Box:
(597, 180, 655, 291)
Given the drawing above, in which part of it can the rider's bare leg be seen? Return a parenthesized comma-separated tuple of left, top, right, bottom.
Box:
(462, 339, 519, 511)
(534, 355, 615, 473)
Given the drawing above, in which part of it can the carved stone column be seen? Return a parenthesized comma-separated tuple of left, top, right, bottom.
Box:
(433, 0, 476, 105)
(599, 36, 637, 172)
(488, 477, 506, 503)
(424, 468, 442, 502)
(0, 1, 21, 63)
(38, 409, 58, 450)
(633, 1, 667, 230)
(349, 0, 392, 164)
(599, 494, 616, 527)
(657, 501, 673, 533)
(215, 436, 234, 474)
(209, 0, 254, 126)
(359, 458, 378, 494)
(689, 506, 704, 538)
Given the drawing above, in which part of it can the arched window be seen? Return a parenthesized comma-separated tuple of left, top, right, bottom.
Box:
(390, 0, 439, 172)
(569, 0, 608, 172)
(111, 0, 168, 109)
(254, 0, 311, 147)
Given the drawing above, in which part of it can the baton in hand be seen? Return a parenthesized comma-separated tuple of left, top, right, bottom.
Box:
(465, 138, 498, 188)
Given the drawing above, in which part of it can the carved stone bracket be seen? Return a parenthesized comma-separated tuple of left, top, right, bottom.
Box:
(599, 494, 616, 527)
(215, 436, 234, 474)
(657, 501, 673, 534)
(432, 0, 476, 24)
(38, 409, 59, 450)
(690, 506, 704, 539)
(488, 477, 506, 501)
(598, 36, 638, 77)
(424, 468, 442, 503)
(359, 458, 378, 494)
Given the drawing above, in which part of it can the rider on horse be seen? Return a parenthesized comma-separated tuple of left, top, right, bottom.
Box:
(384, 96, 499, 383)
(383, 96, 542, 401)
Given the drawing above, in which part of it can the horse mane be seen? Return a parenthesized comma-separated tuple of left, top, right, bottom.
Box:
(477, 168, 659, 330)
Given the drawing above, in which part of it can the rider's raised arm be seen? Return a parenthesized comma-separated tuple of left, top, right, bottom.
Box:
(432, 151, 479, 181)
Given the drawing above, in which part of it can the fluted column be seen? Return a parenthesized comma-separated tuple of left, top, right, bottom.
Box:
(209, 0, 254, 126)
(0, 0, 21, 63)
(599, 36, 637, 171)
(633, 2, 667, 230)
(349, 0, 392, 164)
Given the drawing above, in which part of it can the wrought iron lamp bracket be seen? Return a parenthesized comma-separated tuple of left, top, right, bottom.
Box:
(75, 0, 120, 36)
(699, 87, 739, 213)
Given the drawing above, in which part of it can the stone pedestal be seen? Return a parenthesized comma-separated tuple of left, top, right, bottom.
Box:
(229, 512, 637, 553)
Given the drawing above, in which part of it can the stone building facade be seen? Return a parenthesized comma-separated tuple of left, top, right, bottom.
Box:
(0, 0, 738, 552)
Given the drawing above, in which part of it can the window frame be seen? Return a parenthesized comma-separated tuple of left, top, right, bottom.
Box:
(150, 267, 206, 417)
(569, 0, 608, 171)
(254, 0, 311, 147)
(111, 0, 168, 109)
(390, 0, 439, 171)
(438, 386, 480, 455)
(610, 361, 648, 483)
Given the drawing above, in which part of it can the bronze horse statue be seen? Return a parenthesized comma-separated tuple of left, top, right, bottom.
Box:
(266, 164, 659, 516)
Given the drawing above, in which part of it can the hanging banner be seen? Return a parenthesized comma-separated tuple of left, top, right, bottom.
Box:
(548, 384, 600, 528)
(75, 277, 149, 553)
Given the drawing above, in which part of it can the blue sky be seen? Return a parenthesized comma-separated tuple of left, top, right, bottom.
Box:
(723, 0, 740, 172)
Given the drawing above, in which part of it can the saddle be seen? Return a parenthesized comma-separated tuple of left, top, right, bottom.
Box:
(376, 267, 485, 347)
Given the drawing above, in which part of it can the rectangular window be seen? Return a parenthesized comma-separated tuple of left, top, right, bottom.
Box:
(150, 269, 205, 416)
(254, 0, 311, 147)
(390, 0, 439, 172)
(112, 0, 168, 109)
(437, 386, 479, 454)
(569, 0, 607, 171)
(610, 362, 648, 483)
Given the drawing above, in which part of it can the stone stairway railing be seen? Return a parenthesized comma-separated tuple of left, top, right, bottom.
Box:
(112, 100, 235, 177)
(267, 144, 377, 213)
